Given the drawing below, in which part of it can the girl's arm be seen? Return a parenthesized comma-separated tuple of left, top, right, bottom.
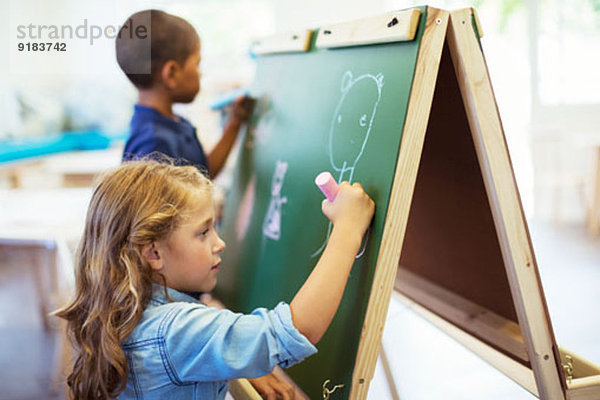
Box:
(290, 182, 375, 344)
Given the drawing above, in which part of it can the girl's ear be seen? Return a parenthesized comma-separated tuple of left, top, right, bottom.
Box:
(161, 60, 179, 90)
(142, 242, 164, 271)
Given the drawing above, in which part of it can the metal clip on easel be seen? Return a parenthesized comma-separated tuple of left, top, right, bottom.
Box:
(322, 379, 344, 400)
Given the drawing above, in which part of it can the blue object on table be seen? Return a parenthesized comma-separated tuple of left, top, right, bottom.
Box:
(0, 129, 127, 163)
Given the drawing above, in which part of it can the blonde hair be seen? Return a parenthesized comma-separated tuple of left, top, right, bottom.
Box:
(54, 159, 212, 399)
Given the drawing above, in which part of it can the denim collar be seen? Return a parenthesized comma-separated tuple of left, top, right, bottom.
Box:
(151, 283, 201, 305)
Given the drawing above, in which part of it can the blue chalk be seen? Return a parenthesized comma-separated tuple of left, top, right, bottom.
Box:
(209, 88, 250, 110)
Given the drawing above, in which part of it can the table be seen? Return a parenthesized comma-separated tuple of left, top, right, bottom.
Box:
(0, 188, 92, 328)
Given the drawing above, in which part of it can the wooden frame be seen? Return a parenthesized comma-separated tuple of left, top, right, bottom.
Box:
(395, 268, 529, 363)
(315, 8, 421, 48)
(231, 6, 600, 400)
(349, 7, 450, 399)
(250, 30, 313, 55)
(445, 7, 565, 398)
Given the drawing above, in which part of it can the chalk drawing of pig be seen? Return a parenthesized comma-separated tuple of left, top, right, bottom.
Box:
(329, 71, 384, 183)
(312, 71, 384, 257)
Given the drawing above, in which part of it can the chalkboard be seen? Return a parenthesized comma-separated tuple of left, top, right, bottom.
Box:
(215, 7, 427, 399)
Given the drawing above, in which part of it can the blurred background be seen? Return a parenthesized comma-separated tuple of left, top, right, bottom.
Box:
(0, 0, 599, 399)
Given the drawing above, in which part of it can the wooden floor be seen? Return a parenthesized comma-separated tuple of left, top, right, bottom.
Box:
(1, 221, 598, 399)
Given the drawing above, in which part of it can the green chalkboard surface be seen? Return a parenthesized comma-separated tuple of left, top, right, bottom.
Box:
(215, 7, 426, 399)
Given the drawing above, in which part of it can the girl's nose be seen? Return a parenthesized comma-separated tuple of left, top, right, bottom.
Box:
(214, 234, 226, 253)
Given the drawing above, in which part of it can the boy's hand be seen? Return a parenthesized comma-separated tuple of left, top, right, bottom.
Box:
(247, 373, 295, 400)
(322, 182, 374, 238)
(230, 95, 255, 123)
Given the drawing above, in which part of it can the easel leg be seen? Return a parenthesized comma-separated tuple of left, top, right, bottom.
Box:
(51, 318, 71, 396)
(31, 247, 52, 331)
(379, 344, 401, 400)
(30, 244, 59, 331)
(586, 146, 600, 236)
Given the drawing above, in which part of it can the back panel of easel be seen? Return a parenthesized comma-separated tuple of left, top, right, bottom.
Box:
(397, 39, 527, 358)
(395, 8, 566, 399)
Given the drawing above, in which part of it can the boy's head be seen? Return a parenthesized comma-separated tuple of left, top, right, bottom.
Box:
(116, 10, 201, 102)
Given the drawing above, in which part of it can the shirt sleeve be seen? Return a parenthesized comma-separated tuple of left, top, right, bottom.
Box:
(163, 302, 317, 383)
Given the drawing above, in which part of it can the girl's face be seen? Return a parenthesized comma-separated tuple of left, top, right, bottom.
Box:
(155, 191, 226, 293)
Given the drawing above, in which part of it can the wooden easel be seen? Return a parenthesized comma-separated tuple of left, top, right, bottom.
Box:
(230, 7, 600, 399)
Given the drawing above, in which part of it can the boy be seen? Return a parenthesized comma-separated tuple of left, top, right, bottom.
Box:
(116, 9, 253, 179)
(115, 10, 290, 399)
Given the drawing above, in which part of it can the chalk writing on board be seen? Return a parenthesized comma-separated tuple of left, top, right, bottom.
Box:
(236, 174, 256, 241)
(263, 160, 289, 240)
(247, 97, 275, 149)
(312, 71, 384, 257)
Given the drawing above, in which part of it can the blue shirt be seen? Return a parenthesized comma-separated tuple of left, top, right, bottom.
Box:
(123, 105, 210, 174)
(119, 285, 317, 399)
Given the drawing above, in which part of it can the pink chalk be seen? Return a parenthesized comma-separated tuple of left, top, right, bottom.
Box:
(315, 172, 339, 201)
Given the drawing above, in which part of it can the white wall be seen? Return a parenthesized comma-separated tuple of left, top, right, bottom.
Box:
(272, 0, 386, 31)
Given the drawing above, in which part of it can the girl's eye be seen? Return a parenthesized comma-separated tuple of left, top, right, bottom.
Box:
(199, 228, 210, 237)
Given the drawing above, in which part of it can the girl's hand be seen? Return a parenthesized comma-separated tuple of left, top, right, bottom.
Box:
(321, 182, 375, 238)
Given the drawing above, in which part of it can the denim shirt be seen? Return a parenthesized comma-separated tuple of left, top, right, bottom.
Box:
(119, 285, 317, 399)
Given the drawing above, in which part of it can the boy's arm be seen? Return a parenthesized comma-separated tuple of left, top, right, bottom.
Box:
(207, 96, 254, 179)
(290, 182, 374, 344)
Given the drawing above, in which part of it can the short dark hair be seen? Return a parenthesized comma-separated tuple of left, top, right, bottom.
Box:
(115, 9, 200, 89)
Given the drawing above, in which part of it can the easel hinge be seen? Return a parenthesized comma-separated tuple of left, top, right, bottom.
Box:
(562, 354, 574, 384)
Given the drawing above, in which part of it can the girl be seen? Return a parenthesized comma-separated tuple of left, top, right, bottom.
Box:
(54, 159, 374, 399)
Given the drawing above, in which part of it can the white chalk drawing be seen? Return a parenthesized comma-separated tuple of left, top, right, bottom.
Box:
(247, 97, 275, 149)
(236, 174, 256, 241)
(312, 71, 384, 257)
(263, 160, 289, 240)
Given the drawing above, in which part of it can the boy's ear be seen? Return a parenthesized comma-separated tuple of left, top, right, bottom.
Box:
(142, 242, 164, 271)
(161, 60, 180, 89)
